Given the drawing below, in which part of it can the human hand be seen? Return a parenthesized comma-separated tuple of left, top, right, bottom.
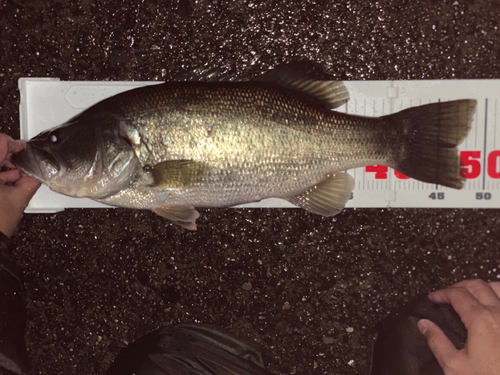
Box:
(0, 134, 40, 237)
(418, 279, 500, 375)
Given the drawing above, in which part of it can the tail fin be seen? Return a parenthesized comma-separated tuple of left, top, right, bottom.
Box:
(387, 99, 476, 189)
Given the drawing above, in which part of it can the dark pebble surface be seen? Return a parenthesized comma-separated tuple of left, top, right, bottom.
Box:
(1, 1, 500, 374)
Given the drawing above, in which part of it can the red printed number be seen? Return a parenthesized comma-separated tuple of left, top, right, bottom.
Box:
(365, 165, 388, 179)
(365, 165, 408, 179)
(394, 170, 409, 179)
(460, 150, 481, 179)
(365, 150, 500, 180)
(488, 150, 500, 178)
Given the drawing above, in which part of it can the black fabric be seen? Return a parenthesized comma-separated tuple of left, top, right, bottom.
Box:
(0, 232, 30, 375)
(0, 232, 22, 282)
(366, 295, 466, 375)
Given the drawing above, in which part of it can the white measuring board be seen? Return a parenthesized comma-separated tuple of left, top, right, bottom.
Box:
(18, 78, 500, 213)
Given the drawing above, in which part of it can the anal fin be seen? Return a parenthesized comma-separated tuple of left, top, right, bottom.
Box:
(285, 173, 355, 217)
(153, 205, 200, 230)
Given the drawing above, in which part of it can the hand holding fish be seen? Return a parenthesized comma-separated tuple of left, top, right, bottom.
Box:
(418, 279, 500, 375)
(0, 134, 40, 237)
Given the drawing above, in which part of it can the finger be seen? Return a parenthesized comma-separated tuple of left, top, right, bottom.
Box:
(418, 319, 459, 370)
(14, 175, 41, 201)
(490, 282, 500, 299)
(9, 139, 26, 154)
(428, 287, 482, 328)
(0, 135, 25, 164)
(0, 134, 25, 155)
(3, 160, 16, 169)
(15, 174, 41, 189)
(0, 134, 8, 161)
(0, 169, 21, 184)
(450, 279, 500, 306)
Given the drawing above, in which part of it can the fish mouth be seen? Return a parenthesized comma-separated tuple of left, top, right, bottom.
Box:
(11, 143, 61, 182)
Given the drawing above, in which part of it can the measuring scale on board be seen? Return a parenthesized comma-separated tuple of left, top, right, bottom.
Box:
(18, 78, 500, 212)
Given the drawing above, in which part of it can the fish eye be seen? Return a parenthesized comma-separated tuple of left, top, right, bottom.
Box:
(48, 130, 60, 143)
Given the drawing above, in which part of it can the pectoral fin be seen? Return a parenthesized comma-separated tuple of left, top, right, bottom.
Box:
(285, 173, 355, 216)
(151, 160, 210, 188)
(153, 205, 200, 230)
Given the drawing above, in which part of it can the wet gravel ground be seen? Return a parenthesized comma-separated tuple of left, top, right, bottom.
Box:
(1, 1, 500, 374)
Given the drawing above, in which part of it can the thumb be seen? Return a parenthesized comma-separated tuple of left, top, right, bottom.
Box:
(418, 319, 458, 371)
(14, 175, 41, 202)
(489, 282, 500, 299)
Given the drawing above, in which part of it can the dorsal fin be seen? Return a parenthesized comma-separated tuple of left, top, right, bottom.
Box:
(170, 65, 238, 82)
(255, 63, 350, 110)
(168, 62, 350, 110)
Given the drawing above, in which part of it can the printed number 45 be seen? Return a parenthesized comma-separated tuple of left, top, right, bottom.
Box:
(429, 192, 445, 200)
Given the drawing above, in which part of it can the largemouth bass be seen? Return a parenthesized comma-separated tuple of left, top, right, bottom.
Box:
(12, 65, 476, 229)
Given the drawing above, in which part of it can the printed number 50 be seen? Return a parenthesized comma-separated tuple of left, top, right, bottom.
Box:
(460, 150, 500, 179)
(460, 151, 481, 179)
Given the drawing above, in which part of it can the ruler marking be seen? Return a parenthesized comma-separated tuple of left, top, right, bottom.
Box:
(494, 98, 497, 149)
(482, 98, 488, 191)
(435, 98, 441, 190)
(363, 166, 365, 189)
(455, 97, 461, 152)
(474, 106, 478, 148)
(465, 99, 470, 148)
